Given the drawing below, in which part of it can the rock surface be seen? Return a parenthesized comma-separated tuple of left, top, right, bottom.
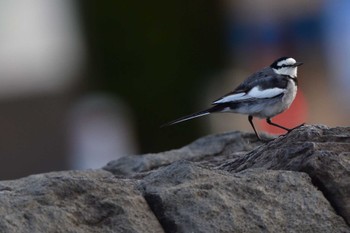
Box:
(0, 170, 163, 233)
(140, 161, 349, 233)
(0, 125, 349, 233)
(104, 131, 271, 177)
(219, 125, 350, 225)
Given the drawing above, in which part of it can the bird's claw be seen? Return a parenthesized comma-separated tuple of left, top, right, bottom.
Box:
(287, 123, 305, 132)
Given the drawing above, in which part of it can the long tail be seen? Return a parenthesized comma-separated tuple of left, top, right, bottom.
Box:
(161, 104, 229, 127)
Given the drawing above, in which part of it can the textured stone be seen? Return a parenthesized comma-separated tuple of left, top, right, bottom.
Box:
(140, 161, 349, 233)
(104, 131, 271, 177)
(0, 125, 349, 233)
(0, 170, 163, 233)
(219, 125, 350, 225)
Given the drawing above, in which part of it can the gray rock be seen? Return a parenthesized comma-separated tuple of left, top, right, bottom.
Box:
(0, 170, 163, 233)
(219, 125, 350, 225)
(0, 125, 349, 233)
(104, 131, 271, 177)
(140, 160, 350, 233)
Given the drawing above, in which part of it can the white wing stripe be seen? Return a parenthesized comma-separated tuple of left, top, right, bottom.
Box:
(214, 87, 285, 104)
(213, 93, 249, 104)
(248, 86, 285, 98)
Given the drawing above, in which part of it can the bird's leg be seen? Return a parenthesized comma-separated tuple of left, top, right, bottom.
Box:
(290, 123, 305, 131)
(266, 118, 292, 132)
(248, 115, 262, 141)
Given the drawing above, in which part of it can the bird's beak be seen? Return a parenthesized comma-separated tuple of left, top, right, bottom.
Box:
(294, 62, 303, 67)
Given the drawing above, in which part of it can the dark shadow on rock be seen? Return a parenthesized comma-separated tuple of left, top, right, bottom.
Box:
(218, 125, 350, 225)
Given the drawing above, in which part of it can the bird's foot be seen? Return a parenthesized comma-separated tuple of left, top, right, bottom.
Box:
(286, 123, 305, 133)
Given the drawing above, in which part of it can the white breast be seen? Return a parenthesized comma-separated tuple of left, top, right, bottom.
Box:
(282, 79, 298, 108)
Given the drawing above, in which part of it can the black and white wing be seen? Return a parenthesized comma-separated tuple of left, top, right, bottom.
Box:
(213, 68, 289, 104)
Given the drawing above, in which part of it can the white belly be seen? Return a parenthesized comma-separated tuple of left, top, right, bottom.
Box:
(260, 79, 297, 118)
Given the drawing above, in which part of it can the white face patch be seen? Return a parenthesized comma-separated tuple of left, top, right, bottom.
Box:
(273, 66, 298, 77)
(274, 58, 298, 77)
(277, 58, 296, 67)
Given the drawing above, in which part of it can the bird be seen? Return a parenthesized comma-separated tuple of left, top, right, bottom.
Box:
(161, 56, 304, 141)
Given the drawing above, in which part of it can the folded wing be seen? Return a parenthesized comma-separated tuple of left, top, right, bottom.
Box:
(213, 72, 288, 104)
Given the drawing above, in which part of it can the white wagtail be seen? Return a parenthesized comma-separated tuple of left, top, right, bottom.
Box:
(162, 57, 304, 140)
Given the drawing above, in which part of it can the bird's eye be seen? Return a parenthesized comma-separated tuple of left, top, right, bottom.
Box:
(281, 64, 293, 68)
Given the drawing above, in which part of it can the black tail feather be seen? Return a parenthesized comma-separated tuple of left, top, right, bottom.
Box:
(160, 109, 210, 127)
(161, 104, 230, 127)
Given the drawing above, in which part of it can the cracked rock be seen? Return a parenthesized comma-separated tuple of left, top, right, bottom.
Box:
(140, 160, 349, 233)
(0, 125, 348, 232)
(104, 131, 270, 177)
(219, 125, 350, 225)
(0, 170, 163, 233)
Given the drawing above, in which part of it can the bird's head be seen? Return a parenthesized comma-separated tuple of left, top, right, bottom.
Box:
(270, 57, 303, 78)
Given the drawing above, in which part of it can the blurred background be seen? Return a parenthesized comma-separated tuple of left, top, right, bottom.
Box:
(0, 0, 349, 179)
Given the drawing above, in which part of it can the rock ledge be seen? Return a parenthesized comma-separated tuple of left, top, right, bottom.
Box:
(0, 125, 349, 233)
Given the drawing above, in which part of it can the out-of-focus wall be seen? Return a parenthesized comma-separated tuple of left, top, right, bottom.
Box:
(80, 1, 225, 153)
(0, 1, 137, 179)
(0, 0, 84, 179)
(0, 0, 349, 179)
